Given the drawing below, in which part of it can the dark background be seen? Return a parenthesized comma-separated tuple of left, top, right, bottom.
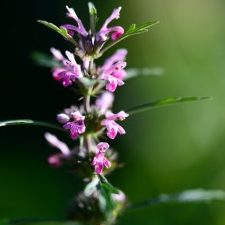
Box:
(1, 0, 225, 224)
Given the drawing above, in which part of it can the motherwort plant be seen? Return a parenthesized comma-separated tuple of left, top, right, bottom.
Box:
(1, 3, 224, 225)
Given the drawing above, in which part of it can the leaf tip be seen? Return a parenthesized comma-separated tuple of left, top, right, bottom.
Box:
(88, 2, 97, 15)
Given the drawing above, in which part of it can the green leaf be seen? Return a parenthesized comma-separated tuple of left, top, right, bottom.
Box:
(127, 96, 212, 115)
(0, 120, 64, 132)
(31, 52, 59, 68)
(98, 175, 119, 194)
(88, 2, 97, 16)
(125, 21, 159, 36)
(100, 20, 159, 56)
(97, 175, 119, 213)
(37, 20, 77, 46)
(125, 67, 164, 80)
(88, 2, 98, 34)
(128, 189, 225, 211)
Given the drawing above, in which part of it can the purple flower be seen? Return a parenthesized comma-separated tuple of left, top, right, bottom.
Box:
(57, 111, 86, 140)
(101, 111, 129, 139)
(96, 92, 114, 114)
(92, 142, 111, 174)
(51, 48, 83, 87)
(45, 133, 71, 167)
(61, 6, 88, 37)
(96, 7, 124, 42)
(99, 49, 127, 92)
(100, 49, 128, 73)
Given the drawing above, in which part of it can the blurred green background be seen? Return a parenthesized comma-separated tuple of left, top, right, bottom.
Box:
(1, 0, 225, 224)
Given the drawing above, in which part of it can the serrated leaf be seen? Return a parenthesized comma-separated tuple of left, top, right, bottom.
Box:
(38, 20, 77, 46)
(127, 96, 212, 115)
(128, 189, 225, 211)
(31, 52, 59, 68)
(125, 67, 164, 80)
(0, 120, 64, 132)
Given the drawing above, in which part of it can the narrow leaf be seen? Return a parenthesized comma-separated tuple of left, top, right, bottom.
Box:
(0, 120, 64, 132)
(100, 20, 159, 56)
(98, 175, 119, 194)
(31, 52, 59, 68)
(97, 175, 119, 213)
(38, 20, 77, 46)
(128, 189, 225, 211)
(127, 96, 212, 115)
(125, 67, 164, 80)
(125, 21, 159, 36)
(88, 2, 98, 33)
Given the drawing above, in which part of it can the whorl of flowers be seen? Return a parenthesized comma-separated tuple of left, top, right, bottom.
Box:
(36, 3, 159, 225)
(45, 4, 129, 174)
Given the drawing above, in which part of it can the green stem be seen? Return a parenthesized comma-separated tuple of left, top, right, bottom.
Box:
(84, 94, 91, 113)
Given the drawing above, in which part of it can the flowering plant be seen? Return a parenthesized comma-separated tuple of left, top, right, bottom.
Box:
(0, 3, 224, 225)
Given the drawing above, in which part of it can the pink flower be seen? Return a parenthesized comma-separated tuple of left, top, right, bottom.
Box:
(92, 142, 111, 174)
(96, 92, 114, 114)
(45, 133, 71, 167)
(101, 111, 129, 139)
(51, 48, 83, 87)
(57, 111, 86, 140)
(100, 49, 128, 74)
(99, 49, 127, 92)
(96, 7, 124, 41)
(61, 6, 88, 37)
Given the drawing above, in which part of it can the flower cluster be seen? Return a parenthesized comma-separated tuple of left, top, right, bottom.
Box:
(40, 3, 135, 224)
(45, 5, 129, 177)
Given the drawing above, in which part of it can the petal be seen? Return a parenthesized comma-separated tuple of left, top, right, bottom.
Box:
(45, 132, 70, 155)
(101, 7, 122, 29)
(106, 79, 117, 92)
(57, 113, 70, 124)
(61, 24, 76, 36)
(97, 142, 110, 153)
(71, 111, 85, 121)
(109, 26, 124, 40)
(52, 68, 65, 81)
(117, 124, 126, 135)
(96, 92, 114, 114)
(95, 164, 104, 174)
(65, 51, 77, 65)
(103, 158, 111, 168)
(50, 48, 64, 61)
(100, 49, 128, 72)
(48, 155, 62, 167)
(107, 127, 117, 139)
(65, 5, 88, 36)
